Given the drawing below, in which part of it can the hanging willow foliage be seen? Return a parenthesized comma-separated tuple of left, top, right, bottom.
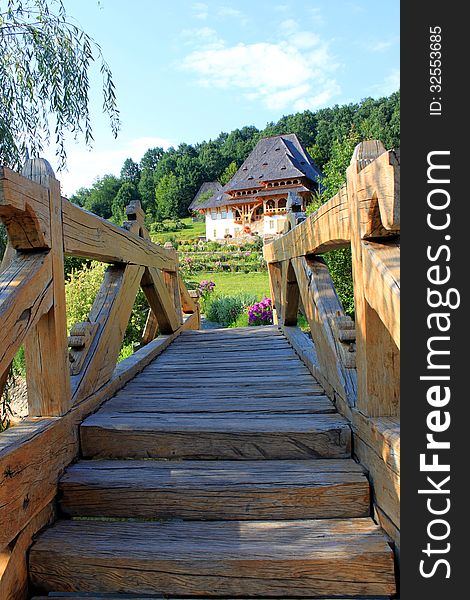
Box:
(0, 0, 120, 169)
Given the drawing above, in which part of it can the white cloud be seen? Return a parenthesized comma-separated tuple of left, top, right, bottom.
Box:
(181, 19, 340, 112)
(366, 37, 399, 53)
(192, 2, 209, 20)
(52, 136, 174, 197)
(370, 68, 400, 97)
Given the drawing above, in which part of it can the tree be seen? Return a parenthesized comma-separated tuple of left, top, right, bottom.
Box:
(155, 173, 179, 220)
(219, 161, 238, 185)
(120, 158, 140, 185)
(0, 0, 119, 169)
(140, 147, 164, 172)
(83, 174, 121, 219)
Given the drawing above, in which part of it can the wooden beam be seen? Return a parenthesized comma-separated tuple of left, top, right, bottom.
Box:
(71, 264, 144, 402)
(0, 166, 51, 250)
(347, 143, 400, 417)
(0, 312, 198, 550)
(291, 256, 357, 408)
(0, 252, 53, 379)
(22, 160, 72, 417)
(61, 200, 177, 271)
(362, 240, 400, 349)
(141, 267, 180, 334)
(263, 184, 350, 264)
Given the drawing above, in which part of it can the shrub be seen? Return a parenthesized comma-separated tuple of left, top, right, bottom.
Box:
(247, 297, 273, 326)
(205, 292, 257, 327)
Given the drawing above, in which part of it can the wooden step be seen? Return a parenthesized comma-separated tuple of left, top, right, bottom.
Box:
(101, 394, 335, 414)
(29, 519, 396, 597)
(80, 413, 351, 460)
(59, 459, 369, 520)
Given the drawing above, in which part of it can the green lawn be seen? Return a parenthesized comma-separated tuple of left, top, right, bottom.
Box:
(150, 217, 205, 244)
(188, 271, 270, 300)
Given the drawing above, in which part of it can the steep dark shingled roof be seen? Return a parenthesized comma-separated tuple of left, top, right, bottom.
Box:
(188, 181, 223, 211)
(224, 134, 322, 192)
(189, 134, 322, 211)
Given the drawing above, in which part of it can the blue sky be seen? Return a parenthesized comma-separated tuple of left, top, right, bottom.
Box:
(54, 0, 399, 195)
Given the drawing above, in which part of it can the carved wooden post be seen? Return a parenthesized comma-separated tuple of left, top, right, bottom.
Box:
(346, 142, 400, 417)
(267, 262, 282, 325)
(21, 158, 72, 415)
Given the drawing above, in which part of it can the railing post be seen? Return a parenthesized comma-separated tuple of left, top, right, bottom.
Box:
(347, 142, 400, 417)
(22, 159, 72, 416)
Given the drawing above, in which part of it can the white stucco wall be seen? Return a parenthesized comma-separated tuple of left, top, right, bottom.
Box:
(204, 210, 287, 239)
(263, 214, 287, 235)
(205, 210, 238, 240)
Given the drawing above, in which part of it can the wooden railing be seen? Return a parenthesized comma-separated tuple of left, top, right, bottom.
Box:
(264, 140, 400, 551)
(0, 159, 200, 598)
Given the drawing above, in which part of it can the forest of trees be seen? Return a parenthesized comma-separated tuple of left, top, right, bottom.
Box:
(70, 92, 400, 225)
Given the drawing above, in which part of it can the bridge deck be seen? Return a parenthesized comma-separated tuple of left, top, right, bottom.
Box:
(29, 326, 396, 598)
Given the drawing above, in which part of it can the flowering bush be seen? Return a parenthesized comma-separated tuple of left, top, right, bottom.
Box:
(198, 279, 216, 297)
(248, 297, 273, 326)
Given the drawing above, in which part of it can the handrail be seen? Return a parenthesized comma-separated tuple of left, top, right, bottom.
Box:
(264, 141, 400, 418)
(0, 158, 200, 416)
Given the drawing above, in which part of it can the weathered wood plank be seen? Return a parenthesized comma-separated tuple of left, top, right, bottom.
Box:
(363, 240, 400, 349)
(141, 267, 179, 334)
(0, 252, 53, 379)
(0, 503, 55, 600)
(0, 315, 197, 549)
(72, 264, 144, 402)
(59, 458, 369, 520)
(99, 394, 335, 414)
(24, 164, 72, 416)
(62, 199, 177, 270)
(29, 519, 396, 597)
(0, 166, 51, 250)
(291, 256, 357, 407)
(264, 184, 350, 264)
(80, 412, 351, 460)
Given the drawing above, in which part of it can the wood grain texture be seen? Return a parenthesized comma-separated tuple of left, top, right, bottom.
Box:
(29, 519, 396, 597)
(80, 412, 351, 460)
(59, 458, 369, 520)
(0, 503, 55, 600)
(0, 318, 197, 549)
(141, 267, 180, 334)
(71, 264, 144, 402)
(0, 252, 52, 379)
(291, 256, 357, 407)
(263, 183, 350, 264)
(0, 166, 51, 250)
(62, 199, 177, 271)
(24, 165, 72, 416)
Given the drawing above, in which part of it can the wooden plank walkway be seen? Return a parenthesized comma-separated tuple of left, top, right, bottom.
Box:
(29, 326, 396, 598)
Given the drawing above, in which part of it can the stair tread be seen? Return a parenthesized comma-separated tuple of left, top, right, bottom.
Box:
(82, 411, 349, 431)
(98, 394, 335, 414)
(29, 518, 395, 597)
(59, 459, 369, 520)
(80, 412, 351, 460)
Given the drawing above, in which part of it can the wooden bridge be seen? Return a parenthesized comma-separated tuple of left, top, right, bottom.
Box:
(0, 141, 400, 599)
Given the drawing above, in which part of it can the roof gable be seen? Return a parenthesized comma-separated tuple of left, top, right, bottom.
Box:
(224, 134, 322, 192)
(188, 181, 223, 211)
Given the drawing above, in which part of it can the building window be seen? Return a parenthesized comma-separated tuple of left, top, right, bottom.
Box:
(221, 210, 227, 219)
(211, 210, 217, 219)
(213, 229, 217, 238)
(225, 228, 230, 236)
(269, 220, 275, 230)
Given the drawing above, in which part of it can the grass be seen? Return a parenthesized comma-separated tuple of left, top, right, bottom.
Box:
(150, 217, 205, 244)
(191, 271, 270, 299)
